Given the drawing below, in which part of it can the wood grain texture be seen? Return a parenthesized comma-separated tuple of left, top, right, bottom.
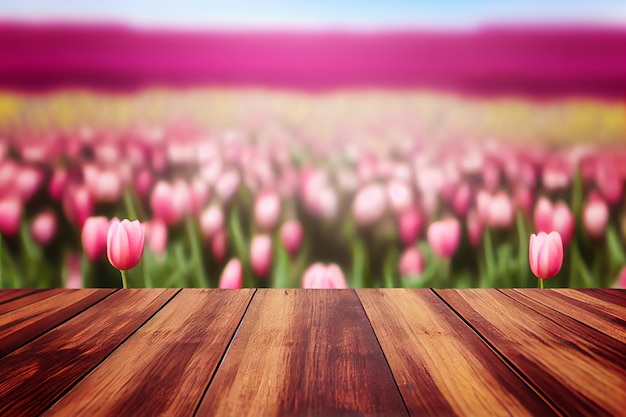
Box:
(197, 289, 408, 417)
(0, 289, 66, 315)
(578, 288, 626, 305)
(438, 289, 626, 417)
(0, 289, 114, 358)
(511, 288, 626, 343)
(0, 289, 41, 305)
(357, 289, 557, 417)
(44, 289, 255, 417)
(0, 289, 177, 416)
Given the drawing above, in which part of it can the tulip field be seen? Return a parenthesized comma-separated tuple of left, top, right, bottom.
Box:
(0, 90, 625, 289)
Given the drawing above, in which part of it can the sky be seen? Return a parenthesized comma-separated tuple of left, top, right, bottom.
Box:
(0, 0, 624, 29)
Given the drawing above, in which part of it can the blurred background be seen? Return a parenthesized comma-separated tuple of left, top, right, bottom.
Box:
(0, 1, 625, 289)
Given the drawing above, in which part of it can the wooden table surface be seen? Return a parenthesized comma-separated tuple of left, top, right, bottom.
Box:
(0, 288, 624, 416)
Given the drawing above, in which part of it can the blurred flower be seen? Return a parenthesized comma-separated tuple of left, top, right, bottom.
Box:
(107, 219, 145, 271)
(144, 219, 168, 257)
(16, 166, 44, 202)
(0, 196, 21, 237)
(150, 180, 190, 225)
(514, 186, 533, 217)
(467, 209, 484, 246)
(301, 263, 347, 289)
(397, 207, 423, 246)
(88, 169, 122, 203)
(386, 180, 414, 214)
(279, 220, 303, 256)
(482, 160, 500, 191)
(529, 231, 563, 279)
(135, 168, 153, 198)
(62, 185, 94, 228)
(65, 252, 83, 289)
(486, 191, 515, 228)
(542, 157, 571, 191)
(199, 204, 224, 239)
(452, 183, 472, 217)
(48, 168, 69, 200)
(211, 228, 228, 263)
(427, 218, 461, 259)
(583, 192, 609, 239)
(82, 216, 111, 262)
(31, 210, 57, 245)
(535, 198, 575, 247)
(215, 169, 241, 204)
(190, 178, 209, 215)
(219, 258, 243, 289)
(398, 246, 424, 278)
(352, 183, 387, 226)
(250, 234, 272, 277)
(254, 190, 281, 232)
(595, 163, 622, 205)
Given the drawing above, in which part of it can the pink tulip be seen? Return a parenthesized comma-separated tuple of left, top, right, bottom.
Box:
(219, 258, 243, 289)
(452, 183, 472, 217)
(534, 197, 554, 234)
(107, 219, 145, 271)
(31, 210, 57, 245)
(0, 161, 19, 198)
(427, 218, 461, 259)
(150, 180, 190, 225)
(595, 163, 622, 205)
(65, 252, 83, 289)
(215, 169, 241, 204)
(199, 204, 224, 239)
(48, 168, 69, 200)
(542, 157, 571, 191)
(279, 220, 303, 256)
(90, 169, 122, 203)
(583, 192, 609, 239)
(135, 168, 153, 198)
(397, 207, 423, 246)
(386, 180, 414, 214)
(16, 166, 44, 202)
(352, 183, 387, 226)
(82, 216, 111, 262)
(552, 202, 575, 247)
(254, 190, 281, 231)
(211, 228, 228, 263)
(0, 196, 21, 237)
(250, 234, 272, 277)
(482, 160, 501, 191)
(301, 263, 348, 289)
(467, 209, 484, 246)
(398, 246, 424, 277)
(144, 219, 168, 257)
(486, 191, 515, 228)
(190, 178, 209, 215)
(63, 185, 93, 228)
(529, 231, 563, 279)
(514, 186, 533, 217)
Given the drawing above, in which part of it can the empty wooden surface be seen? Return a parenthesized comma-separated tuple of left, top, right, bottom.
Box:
(0, 288, 624, 416)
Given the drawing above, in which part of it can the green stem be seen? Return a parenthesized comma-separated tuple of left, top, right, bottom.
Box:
(351, 238, 367, 288)
(123, 188, 139, 220)
(538, 278, 544, 289)
(483, 228, 496, 288)
(516, 211, 529, 288)
(120, 269, 129, 289)
(383, 247, 399, 288)
(186, 217, 207, 287)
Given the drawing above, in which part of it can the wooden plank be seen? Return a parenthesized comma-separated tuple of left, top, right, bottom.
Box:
(0, 289, 41, 305)
(0, 289, 177, 416)
(0, 289, 115, 358)
(197, 289, 408, 417)
(438, 289, 626, 416)
(358, 289, 557, 416)
(0, 289, 67, 316)
(511, 289, 626, 343)
(44, 289, 255, 417)
(578, 288, 626, 306)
